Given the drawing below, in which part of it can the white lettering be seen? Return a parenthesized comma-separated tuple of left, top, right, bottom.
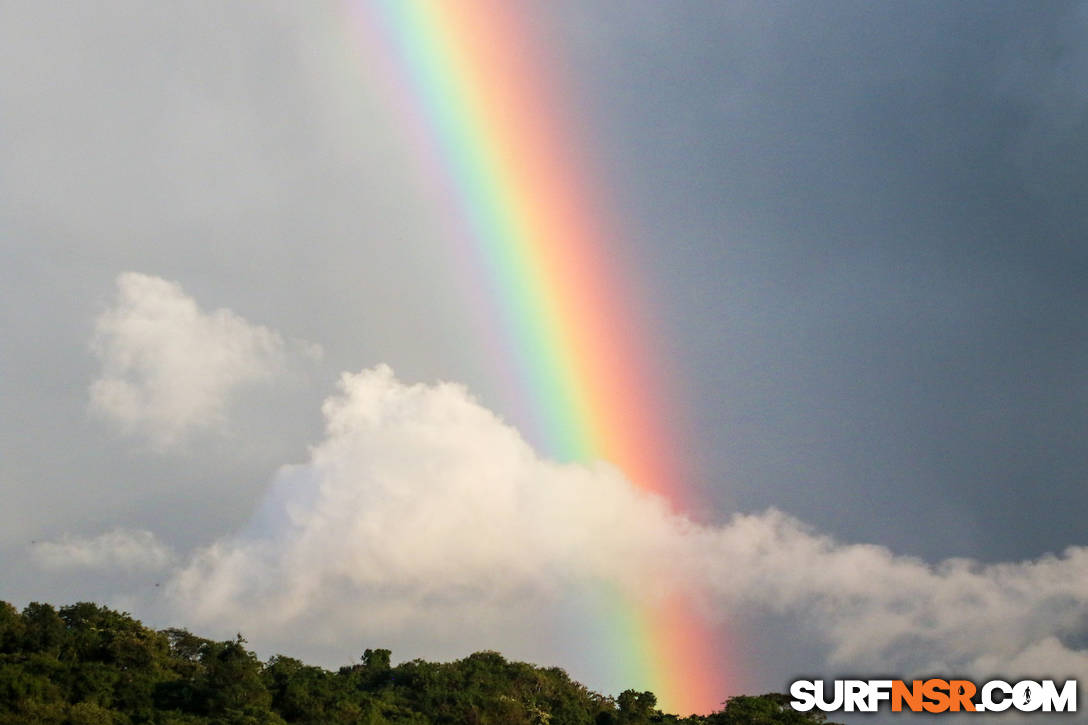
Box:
(982, 680, 1012, 712)
(789, 680, 816, 712)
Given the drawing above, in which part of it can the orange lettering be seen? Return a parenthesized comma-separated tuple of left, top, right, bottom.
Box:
(892, 680, 923, 712)
(922, 679, 951, 713)
(949, 680, 976, 712)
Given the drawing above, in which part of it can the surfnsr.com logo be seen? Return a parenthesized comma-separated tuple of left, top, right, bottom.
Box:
(789, 679, 1077, 714)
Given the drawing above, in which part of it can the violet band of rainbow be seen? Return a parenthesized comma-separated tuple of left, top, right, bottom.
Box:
(346, 0, 729, 712)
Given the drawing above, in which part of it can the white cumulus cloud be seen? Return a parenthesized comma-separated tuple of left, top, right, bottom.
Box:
(169, 366, 690, 640)
(89, 272, 300, 447)
(697, 511, 1088, 679)
(32, 528, 174, 572)
(165, 365, 1088, 692)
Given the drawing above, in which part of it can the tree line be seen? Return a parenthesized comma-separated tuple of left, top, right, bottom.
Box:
(0, 601, 838, 725)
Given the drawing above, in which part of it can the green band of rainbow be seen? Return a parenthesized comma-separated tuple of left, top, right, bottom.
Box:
(346, 0, 728, 712)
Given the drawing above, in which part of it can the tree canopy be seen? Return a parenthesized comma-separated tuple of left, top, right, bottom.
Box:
(0, 601, 839, 725)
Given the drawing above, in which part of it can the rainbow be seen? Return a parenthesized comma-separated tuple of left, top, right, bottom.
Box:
(346, 0, 728, 713)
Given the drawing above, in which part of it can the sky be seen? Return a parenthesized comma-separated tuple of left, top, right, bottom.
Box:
(2, 1, 1087, 721)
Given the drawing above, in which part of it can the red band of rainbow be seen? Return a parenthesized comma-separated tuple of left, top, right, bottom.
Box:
(346, 0, 729, 713)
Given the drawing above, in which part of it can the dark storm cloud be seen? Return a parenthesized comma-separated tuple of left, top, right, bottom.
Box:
(548, 0, 1088, 562)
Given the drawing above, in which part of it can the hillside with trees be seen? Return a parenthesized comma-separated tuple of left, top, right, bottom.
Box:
(0, 601, 838, 725)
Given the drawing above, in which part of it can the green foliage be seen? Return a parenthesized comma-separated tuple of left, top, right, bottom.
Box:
(0, 600, 838, 725)
(22, 602, 66, 655)
(706, 693, 833, 725)
(0, 602, 24, 654)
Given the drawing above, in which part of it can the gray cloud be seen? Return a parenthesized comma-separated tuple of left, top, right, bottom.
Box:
(546, 0, 1088, 562)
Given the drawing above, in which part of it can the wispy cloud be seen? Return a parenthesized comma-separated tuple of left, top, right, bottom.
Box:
(32, 528, 174, 573)
(89, 273, 314, 448)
